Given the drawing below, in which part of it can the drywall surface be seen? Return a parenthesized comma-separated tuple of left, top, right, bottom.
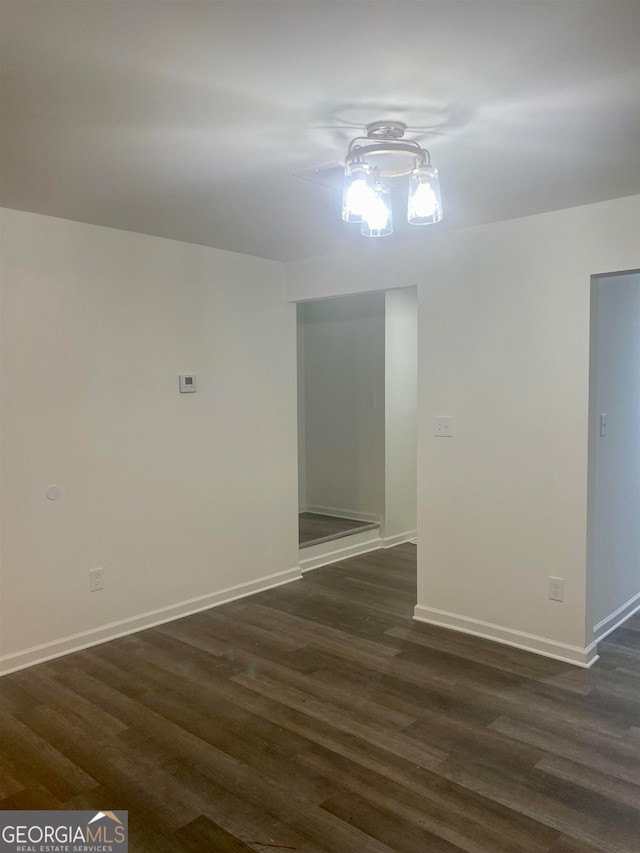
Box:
(286, 195, 640, 663)
(0, 209, 299, 666)
(286, 236, 438, 302)
(296, 311, 307, 510)
(383, 288, 417, 540)
(588, 272, 640, 635)
(298, 293, 385, 519)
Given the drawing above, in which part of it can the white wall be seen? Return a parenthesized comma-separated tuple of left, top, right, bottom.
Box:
(296, 311, 307, 510)
(588, 272, 640, 639)
(383, 288, 417, 541)
(286, 195, 640, 666)
(298, 293, 385, 520)
(0, 209, 300, 672)
(3, 196, 638, 674)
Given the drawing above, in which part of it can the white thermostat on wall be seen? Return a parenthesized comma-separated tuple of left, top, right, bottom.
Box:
(179, 374, 196, 393)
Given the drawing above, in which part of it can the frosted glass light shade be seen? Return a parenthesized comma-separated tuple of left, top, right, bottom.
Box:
(342, 161, 374, 222)
(407, 165, 443, 225)
(360, 182, 393, 237)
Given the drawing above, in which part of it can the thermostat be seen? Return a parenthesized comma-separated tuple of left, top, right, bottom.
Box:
(179, 374, 196, 393)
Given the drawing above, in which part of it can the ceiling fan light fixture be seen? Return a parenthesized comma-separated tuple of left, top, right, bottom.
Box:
(342, 120, 443, 236)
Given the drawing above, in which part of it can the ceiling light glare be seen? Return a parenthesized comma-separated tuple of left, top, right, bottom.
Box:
(407, 165, 443, 225)
(360, 182, 393, 237)
(342, 161, 374, 222)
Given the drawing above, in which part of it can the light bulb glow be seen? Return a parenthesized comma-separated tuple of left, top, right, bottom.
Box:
(362, 194, 389, 232)
(346, 179, 375, 217)
(342, 162, 373, 222)
(361, 182, 393, 237)
(407, 165, 443, 225)
(410, 182, 437, 218)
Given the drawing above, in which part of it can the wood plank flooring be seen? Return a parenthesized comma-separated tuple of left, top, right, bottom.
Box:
(1, 544, 639, 852)
(299, 512, 379, 547)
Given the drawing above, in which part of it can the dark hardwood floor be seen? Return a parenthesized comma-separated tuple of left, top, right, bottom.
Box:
(298, 512, 379, 547)
(1, 544, 639, 852)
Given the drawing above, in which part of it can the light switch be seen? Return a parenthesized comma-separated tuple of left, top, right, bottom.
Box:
(434, 416, 453, 437)
(600, 413, 607, 437)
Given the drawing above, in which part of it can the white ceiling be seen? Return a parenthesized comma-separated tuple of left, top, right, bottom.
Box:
(1, 1, 639, 262)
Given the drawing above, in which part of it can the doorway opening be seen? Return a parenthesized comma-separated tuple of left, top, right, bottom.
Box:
(296, 288, 417, 565)
(587, 269, 640, 646)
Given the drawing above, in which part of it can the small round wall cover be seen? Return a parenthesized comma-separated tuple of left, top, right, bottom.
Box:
(46, 485, 62, 501)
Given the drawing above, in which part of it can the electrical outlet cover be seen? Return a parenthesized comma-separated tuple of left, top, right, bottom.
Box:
(434, 416, 453, 437)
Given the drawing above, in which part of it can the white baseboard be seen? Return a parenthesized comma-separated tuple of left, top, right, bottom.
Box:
(300, 531, 382, 572)
(0, 567, 303, 677)
(413, 604, 599, 668)
(380, 530, 417, 549)
(303, 505, 381, 524)
(593, 591, 640, 644)
(299, 528, 415, 572)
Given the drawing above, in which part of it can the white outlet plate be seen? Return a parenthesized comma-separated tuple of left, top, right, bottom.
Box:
(89, 567, 104, 592)
(549, 576, 564, 602)
(434, 416, 453, 437)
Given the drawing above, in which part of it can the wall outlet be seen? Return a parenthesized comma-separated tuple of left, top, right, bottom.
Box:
(600, 413, 607, 437)
(89, 567, 104, 592)
(434, 416, 453, 437)
(549, 576, 564, 602)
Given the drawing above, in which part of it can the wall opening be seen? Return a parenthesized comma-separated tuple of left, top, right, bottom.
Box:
(587, 269, 640, 645)
(296, 288, 417, 565)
